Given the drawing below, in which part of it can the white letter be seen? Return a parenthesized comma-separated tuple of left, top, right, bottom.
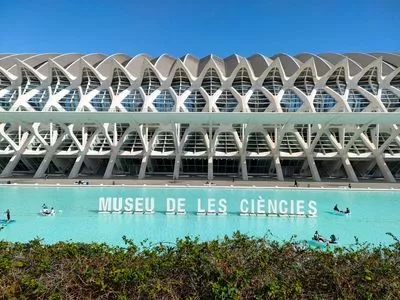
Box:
(177, 198, 186, 213)
(135, 197, 144, 212)
(166, 198, 176, 212)
(124, 198, 134, 212)
(257, 196, 265, 214)
(218, 198, 227, 213)
(98, 197, 112, 212)
(279, 200, 288, 214)
(308, 200, 317, 215)
(145, 197, 154, 211)
(290, 200, 295, 214)
(112, 197, 123, 212)
(240, 199, 249, 213)
(197, 198, 205, 213)
(296, 200, 305, 215)
(208, 198, 216, 213)
(268, 199, 277, 214)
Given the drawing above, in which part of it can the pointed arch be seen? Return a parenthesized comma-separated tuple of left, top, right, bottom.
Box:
(390, 71, 400, 89)
(81, 67, 100, 94)
(141, 68, 160, 95)
(262, 68, 283, 95)
(0, 71, 11, 90)
(326, 67, 346, 95)
(111, 68, 131, 95)
(183, 132, 207, 153)
(21, 68, 40, 94)
(246, 132, 270, 153)
(51, 68, 70, 94)
(358, 67, 379, 95)
(171, 68, 191, 95)
(248, 90, 270, 112)
(216, 90, 238, 112)
(232, 67, 252, 95)
(294, 67, 314, 95)
(201, 68, 221, 95)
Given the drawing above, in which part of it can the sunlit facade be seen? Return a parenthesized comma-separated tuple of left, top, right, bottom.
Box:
(1, 53, 400, 182)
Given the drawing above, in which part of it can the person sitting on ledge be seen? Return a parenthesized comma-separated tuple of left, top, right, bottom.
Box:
(330, 234, 337, 244)
(334, 204, 339, 212)
(345, 207, 350, 214)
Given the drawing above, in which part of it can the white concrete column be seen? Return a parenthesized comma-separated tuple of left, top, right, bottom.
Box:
(104, 148, 117, 178)
(340, 154, 358, 182)
(306, 151, 321, 181)
(207, 156, 213, 180)
(273, 154, 284, 181)
(374, 153, 396, 183)
(34, 137, 66, 178)
(0, 133, 34, 178)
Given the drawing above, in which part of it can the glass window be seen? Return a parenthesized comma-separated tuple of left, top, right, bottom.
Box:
(358, 67, 379, 95)
(232, 68, 252, 95)
(81, 68, 100, 95)
(153, 90, 174, 112)
(281, 90, 303, 112)
(0, 89, 18, 110)
(380, 89, 400, 112)
(216, 90, 238, 112)
(248, 90, 270, 112)
(294, 67, 314, 95)
(121, 89, 143, 112)
(141, 68, 160, 95)
(59, 89, 80, 111)
(27, 89, 49, 111)
(183, 132, 207, 153)
(201, 68, 221, 95)
(184, 90, 206, 112)
(313, 89, 336, 112)
(21, 68, 40, 94)
(263, 68, 282, 95)
(390, 72, 400, 89)
(171, 68, 191, 96)
(347, 89, 369, 112)
(111, 68, 131, 95)
(326, 67, 346, 95)
(0, 72, 11, 90)
(51, 68, 70, 94)
(90, 90, 111, 111)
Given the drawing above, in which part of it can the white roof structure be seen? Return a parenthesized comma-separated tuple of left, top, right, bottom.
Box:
(0, 53, 400, 182)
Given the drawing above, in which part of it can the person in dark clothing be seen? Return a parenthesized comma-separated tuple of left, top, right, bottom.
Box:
(334, 204, 339, 212)
(6, 209, 10, 221)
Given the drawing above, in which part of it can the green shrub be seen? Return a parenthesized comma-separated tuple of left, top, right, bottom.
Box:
(0, 233, 399, 299)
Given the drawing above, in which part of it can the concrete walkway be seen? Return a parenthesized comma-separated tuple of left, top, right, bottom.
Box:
(1, 176, 400, 190)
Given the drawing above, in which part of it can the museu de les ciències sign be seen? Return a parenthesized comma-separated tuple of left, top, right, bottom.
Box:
(98, 195, 317, 216)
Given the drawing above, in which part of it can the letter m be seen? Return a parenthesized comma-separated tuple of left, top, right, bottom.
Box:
(99, 197, 112, 212)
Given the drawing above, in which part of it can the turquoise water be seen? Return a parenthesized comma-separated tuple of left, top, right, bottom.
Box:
(1, 185, 400, 247)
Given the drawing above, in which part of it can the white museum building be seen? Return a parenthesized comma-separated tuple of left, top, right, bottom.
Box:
(0, 53, 400, 182)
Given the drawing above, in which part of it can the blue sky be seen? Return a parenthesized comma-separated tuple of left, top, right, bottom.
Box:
(1, 0, 399, 58)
